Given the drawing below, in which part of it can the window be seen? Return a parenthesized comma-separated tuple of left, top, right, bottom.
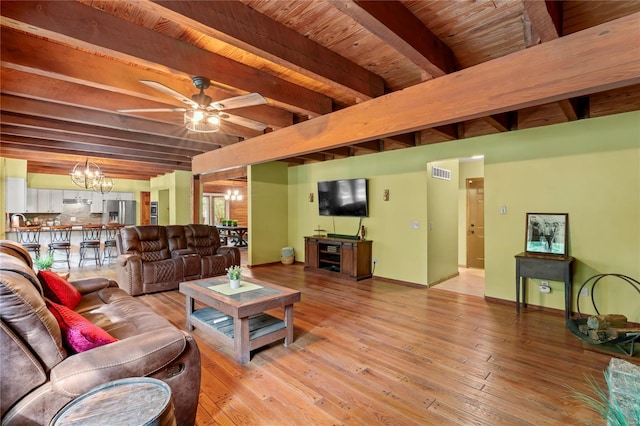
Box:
(202, 194, 229, 225)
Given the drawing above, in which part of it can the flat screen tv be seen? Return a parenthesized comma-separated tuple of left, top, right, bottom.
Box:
(317, 178, 368, 217)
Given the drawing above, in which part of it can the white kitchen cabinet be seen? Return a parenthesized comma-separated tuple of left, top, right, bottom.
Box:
(26, 188, 38, 213)
(25, 189, 64, 213)
(44, 189, 64, 213)
(91, 192, 104, 214)
(5, 177, 26, 213)
(103, 191, 134, 201)
(63, 189, 87, 200)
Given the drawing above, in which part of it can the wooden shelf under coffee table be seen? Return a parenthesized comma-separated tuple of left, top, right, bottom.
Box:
(179, 276, 301, 364)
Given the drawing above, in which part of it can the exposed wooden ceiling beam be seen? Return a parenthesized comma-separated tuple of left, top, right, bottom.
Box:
(148, 0, 384, 102)
(0, 0, 332, 117)
(482, 112, 517, 133)
(0, 132, 193, 165)
(193, 14, 640, 175)
(0, 110, 217, 154)
(319, 147, 352, 158)
(331, 0, 455, 78)
(352, 140, 382, 153)
(522, 1, 583, 122)
(427, 124, 459, 141)
(0, 27, 293, 136)
(383, 132, 416, 147)
(523, 1, 563, 44)
(199, 167, 248, 184)
(0, 148, 183, 179)
(1, 65, 293, 131)
(0, 94, 233, 149)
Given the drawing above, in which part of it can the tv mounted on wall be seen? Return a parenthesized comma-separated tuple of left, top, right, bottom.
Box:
(317, 178, 368, 217)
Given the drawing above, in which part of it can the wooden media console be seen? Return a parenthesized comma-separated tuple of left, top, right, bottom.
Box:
(304, 236, 372, 280)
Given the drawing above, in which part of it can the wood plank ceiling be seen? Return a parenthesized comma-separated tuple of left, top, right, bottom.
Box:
(1, 1, 639, 182)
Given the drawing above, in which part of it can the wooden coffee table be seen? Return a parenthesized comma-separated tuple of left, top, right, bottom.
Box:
(179, 276, 301, 364)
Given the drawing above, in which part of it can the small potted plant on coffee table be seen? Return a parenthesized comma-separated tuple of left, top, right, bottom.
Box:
(226, 265, 242, 289)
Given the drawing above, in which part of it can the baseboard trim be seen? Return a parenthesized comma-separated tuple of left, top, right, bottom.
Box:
(428, 271, 461, 287)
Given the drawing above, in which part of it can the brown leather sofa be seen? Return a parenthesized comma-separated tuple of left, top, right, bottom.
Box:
(117, 224, 240, 296)
(0, 240, 201, 426)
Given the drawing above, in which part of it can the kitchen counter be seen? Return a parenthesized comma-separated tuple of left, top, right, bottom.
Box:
(5, 225, 125, 249)
(6, 224, 123, 233)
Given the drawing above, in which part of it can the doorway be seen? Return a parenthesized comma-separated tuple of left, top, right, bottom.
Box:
(140, 191, 151, 225)
(466, 177, 485, 269)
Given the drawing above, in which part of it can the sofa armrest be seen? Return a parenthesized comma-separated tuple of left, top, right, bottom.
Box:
(115, 254, 143, 296)
(171, 249, 196, 258)
(217, 246, 241, 266)
(70, 277, 116, 295)
(49, 328, 187, 398)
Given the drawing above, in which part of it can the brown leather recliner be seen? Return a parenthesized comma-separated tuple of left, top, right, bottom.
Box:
(184, 224, 240, 278)
(117, 225, 186, 296)
(0, 240, 201, 426)
(117, 225, 240, 296)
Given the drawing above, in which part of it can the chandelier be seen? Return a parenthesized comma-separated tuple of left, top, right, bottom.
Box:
(184, 109, 220, 133)
(224, 189, 242, 201)
(70, 159, 104, 189)
(69, 159, 115, 193)
(94, 176, 114, 194)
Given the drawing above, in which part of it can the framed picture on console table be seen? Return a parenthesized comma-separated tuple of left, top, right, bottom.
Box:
(525, 213, 569, 257)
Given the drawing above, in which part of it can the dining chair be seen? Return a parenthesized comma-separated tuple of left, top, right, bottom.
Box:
(79, 225, 103, 267)
(48, 226, 72, 269)
(16, 226, 42, 260)
(102, 225, 122, 265)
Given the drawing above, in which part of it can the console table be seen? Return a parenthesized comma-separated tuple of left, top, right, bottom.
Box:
(515, 252, 574, 319)
(305, 236, 372, 280)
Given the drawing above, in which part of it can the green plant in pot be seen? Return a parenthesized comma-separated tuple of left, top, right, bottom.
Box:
(34, 254, 54, 271)
(226, 265, 242, 289)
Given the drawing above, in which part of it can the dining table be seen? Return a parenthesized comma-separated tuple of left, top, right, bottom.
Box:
(218, 225, 248, 247)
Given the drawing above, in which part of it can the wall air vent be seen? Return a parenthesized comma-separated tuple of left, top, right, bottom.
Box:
(431, 166, 451, 181)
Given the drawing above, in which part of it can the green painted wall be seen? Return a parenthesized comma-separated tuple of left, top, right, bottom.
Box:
(150, 171, 192, 225)
(281, 111, 639, 321)
(427, 159, 460, 284)
(27, 173, 148, 193)
(249, 162, 289, 265)
(485, 147, 640, 322)
(0, 158, 28, 237)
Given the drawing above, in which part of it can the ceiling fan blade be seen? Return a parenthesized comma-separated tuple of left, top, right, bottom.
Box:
(117, 107, 187, 113)
(211, 93, 267, 110)
(219, 112, 268, 131)
(140, 80, 198, 108)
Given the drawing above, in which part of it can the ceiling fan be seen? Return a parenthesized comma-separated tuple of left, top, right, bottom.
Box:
(118, 76, 268, 133)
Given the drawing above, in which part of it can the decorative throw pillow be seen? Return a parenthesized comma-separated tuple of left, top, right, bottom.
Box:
(46, 300, 118, 353)
(38, 270, 82, 309)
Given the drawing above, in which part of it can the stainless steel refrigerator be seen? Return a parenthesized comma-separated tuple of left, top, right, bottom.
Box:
(103, 200, 136, 225)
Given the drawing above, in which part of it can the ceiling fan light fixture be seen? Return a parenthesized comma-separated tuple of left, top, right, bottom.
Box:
(184, 109, 220, 133)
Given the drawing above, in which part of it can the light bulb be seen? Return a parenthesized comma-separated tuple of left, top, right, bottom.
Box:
(192, 110, 205, 122)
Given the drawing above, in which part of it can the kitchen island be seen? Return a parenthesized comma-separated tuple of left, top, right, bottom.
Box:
(5, 224, 124, 269)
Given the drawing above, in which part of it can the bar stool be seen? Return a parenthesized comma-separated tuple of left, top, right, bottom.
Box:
(79, 225, 103, 267)
(48, 226, 72, 269)
(16, 226, 42, 260)
(102, 224, 122, 265)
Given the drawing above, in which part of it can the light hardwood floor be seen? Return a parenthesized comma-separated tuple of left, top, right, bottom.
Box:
(432, 267, 485, 297)
(68, 255, 636, 426)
